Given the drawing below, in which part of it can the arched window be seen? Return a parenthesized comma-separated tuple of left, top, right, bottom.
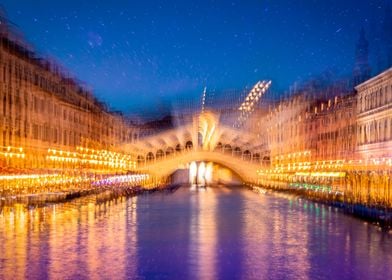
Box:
(262, 156, 270, 166)
(253, 153, 261, 163)
(243, 150, 251, 161)
(185, 141, 193, 150)
(175, 144, 183, 152)
(137, 155, 145, 164)
(234, 147, 241, 157)
(223, 144, 232, 154)
(156, 149, 164, 159)
(146, 152, 155, 162)
(166, 147, 174, 156)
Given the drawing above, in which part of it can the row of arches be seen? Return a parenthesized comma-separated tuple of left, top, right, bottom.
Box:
(214, 142, 258, 162)
(136, 141, 270, 166)
(137, 141, 194, 164)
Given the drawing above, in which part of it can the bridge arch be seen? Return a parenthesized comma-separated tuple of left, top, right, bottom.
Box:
(138, 150, 260, 183)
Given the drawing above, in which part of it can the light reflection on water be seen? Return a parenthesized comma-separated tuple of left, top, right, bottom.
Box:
(1, 185, 392, 279)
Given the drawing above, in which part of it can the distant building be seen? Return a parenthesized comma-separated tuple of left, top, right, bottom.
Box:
(356, 67, 392, 160)
(266, 93, 313, 166)
(264, 78, 356, 165)
(308, 94, 357, 161)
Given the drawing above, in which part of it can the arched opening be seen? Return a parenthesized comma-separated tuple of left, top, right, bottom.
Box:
(253, 153, 261, 163)
(175, 144, 183, 153)
(169, 161, 244, 186)
(185, 141, 193, 150)
(215, 142, 223, 152)
(243, 150, 251, 161)
(156, 149, 164, 160)
(223, 144, 232, 154)
(262, 156, 271, 166)
(166, 147, 174, 156)
(137, 155, 145, 165)
(233, 147, 241, 157)
(146, 152, 155, 162)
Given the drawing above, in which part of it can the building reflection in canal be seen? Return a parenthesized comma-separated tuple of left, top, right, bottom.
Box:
(1, 186, 392, 279)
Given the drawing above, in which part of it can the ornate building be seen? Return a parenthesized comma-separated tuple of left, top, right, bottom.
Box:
(356, 67, 392, 160)
(266, 93, 313, 166)
(308, 94, 357, 161)
(265, 83, 356, 166)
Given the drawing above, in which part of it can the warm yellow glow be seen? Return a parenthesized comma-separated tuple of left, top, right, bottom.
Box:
(189, 161, 198, 184)
(197, 162, 206, 186)
(205, 162, 213, 184)
(295, 172, 346, 178)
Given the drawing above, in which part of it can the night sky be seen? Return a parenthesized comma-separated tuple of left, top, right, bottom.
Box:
(1, 0, 390, 117)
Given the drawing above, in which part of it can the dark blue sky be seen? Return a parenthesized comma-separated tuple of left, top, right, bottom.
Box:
(1, 0, 390, 117)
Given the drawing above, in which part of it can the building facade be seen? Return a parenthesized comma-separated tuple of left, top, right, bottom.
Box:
(356, 67, 392, 160)
(264, 87, 357, 167)
(308, 94, 357, 161)
(0, 17, 138, 170)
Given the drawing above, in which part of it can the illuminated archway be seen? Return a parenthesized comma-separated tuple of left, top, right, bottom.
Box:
(156, 149, 164, 160)
(243, 150, 251, 161)
(146, 152, 155, 162)
(223, 144, 232, 154)
(139, 150, 260, 183)
(166, 147, 174, 156)
(137, 155, 144, 164)
(253, 153, 261, 163)
(185, 141, 193, 150)
(175, 144, 183, 153)
(234, 147, 242, 157)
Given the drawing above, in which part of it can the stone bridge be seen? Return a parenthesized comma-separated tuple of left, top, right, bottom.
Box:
(121, 111, 270, 183)
(135, 149, 262, 183)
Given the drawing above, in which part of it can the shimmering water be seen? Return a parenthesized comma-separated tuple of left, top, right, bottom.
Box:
(1, 185, 392, 279)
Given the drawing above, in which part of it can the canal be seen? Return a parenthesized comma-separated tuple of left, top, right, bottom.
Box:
(1, 185, 392, 279)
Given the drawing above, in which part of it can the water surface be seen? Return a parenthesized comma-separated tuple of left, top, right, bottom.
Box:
(1, 185, 391, 279)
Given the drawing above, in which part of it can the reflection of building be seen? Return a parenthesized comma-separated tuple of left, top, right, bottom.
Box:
(356, 67, 392, 160)
(0, 14, 138, 170)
